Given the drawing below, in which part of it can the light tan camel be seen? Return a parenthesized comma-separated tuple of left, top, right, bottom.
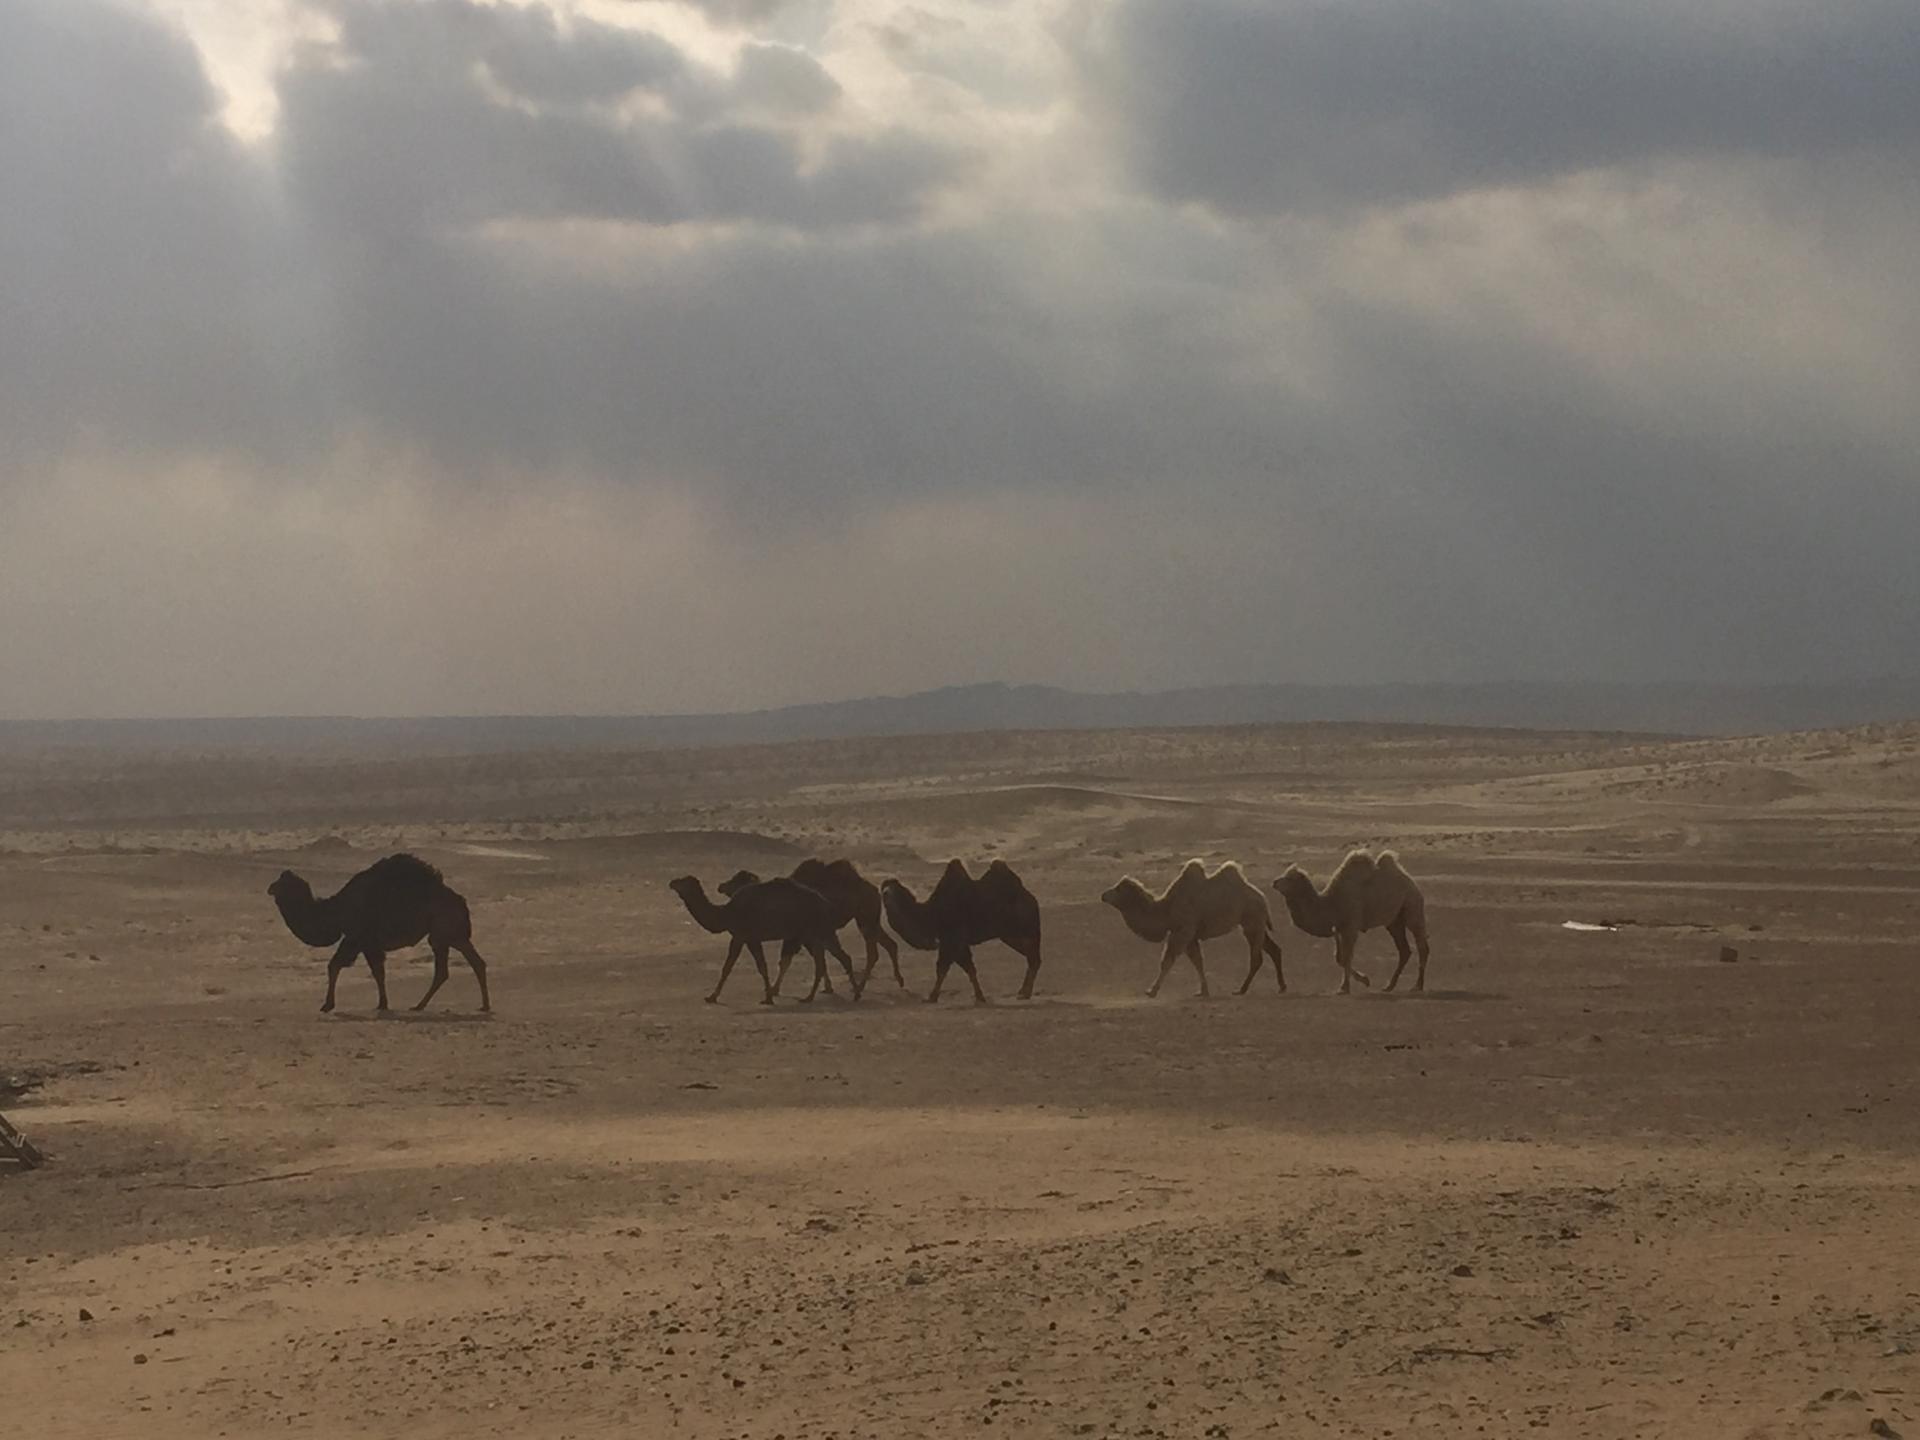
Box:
(668, 875, 863, 1005)
(719, 858, 904, 995)
(1271, 849, 1430, 993)
(1101, 859, 1286, 997)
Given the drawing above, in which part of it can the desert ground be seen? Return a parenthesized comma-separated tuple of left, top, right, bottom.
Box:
(3, 721, 1919, 1438)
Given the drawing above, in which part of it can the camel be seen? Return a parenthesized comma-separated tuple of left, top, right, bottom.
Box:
(267, 853, 492, 1014)
(1272, 849, 1430, 993)
(1100, 859, 1286, 998)
(668, 875, 863, 1005)
(879, 859, 1042, 1003)
(719, 858, 904, 995)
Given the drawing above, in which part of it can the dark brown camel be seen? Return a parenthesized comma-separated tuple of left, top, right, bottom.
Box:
(669, 875, 864, 1005)
(879, 858, 1043, 1003)
(720, 858, 905, 994)
(267, 853, 492, 1014)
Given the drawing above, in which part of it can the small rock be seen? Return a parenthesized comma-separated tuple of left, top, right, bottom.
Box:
(1719, 945, 1739, 963)
(905, 1270, 927, 1286)
(78, 1308, 94, 1323)
(1451, 1264, 1475, 1278)
(1870, 1420, 1901, 1439)
(133, 1354, 148, 1365)
(1262, 1268, 1291, 1284)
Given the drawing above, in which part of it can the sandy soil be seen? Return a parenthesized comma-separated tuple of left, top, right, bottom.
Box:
(4, 721, 1919, 1438)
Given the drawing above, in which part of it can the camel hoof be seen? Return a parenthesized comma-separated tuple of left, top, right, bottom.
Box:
(319, 1003, 334, 1014)
(704, 994, 720, 1005)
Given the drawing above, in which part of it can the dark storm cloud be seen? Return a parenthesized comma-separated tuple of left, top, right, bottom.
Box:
(731, 42, 843, 115)
(288, 0, 953, 232)
(1088, 0, 1920, 212)
(665, 0, 797, 27)
(4, 0, 1920, 717)
(0, 0, 304, 462)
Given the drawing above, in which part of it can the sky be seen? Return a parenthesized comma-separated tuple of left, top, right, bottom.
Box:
(3, 0, 1917, 719)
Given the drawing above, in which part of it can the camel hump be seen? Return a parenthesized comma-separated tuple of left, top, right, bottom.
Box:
(1209, 859, 1246, 882)
(370, 853, 446, 887)
(1375, 849, 1406, 877)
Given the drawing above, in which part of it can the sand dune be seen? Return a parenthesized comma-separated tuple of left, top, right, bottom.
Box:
(5, 722, 1920, 1438)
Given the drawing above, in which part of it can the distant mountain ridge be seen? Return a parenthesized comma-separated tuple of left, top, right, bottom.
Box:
(7, 679, 1920, 753)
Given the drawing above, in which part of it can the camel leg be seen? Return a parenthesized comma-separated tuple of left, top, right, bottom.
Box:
(1335, 933, 1355, 995)
(413, 941, 452, 1011)
(1237, 928, 1265, 995)
(706, 937, 745, 1004)
(928, 950, 951, 1003)
(1384, 918, 1413, 992)
(320, 939, 358, 1014)
(772, 938, 802, 998)
(954, 945, 989, 1005)
(1263, 934, 1287, 992)
(1147, 935, 1183, 998)
(364, 947, 391, 1012)
(1411, 913, 1431, 992)
(796, 940, 826, 1002)
(1187, 940, 1210, 997)
(455, 939, 492, 1012)
(817, 933, 836, 996)
(827, 933, 863, 1000)
(746, 940, 776, 1005)
(1015, 940, 1040, 1001)
(878, 928, 904, 988)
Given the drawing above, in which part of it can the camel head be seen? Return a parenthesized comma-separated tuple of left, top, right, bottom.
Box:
(667, 875, 704, 901)
(716, 869, 761, 899)
(1272, 866, 1314, 901)
(267, 869, 310, 903)
(1099, 877, 1149, 912)
(879, 877, 939, 952)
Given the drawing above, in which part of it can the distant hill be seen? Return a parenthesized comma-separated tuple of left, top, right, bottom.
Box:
(7, 679, 1920, 754)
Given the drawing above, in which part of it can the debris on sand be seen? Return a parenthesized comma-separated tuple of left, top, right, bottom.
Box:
(1719, 945, 1740, 963)
(1562, 920, 1617, 932)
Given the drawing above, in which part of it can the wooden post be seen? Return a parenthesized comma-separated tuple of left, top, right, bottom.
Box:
(0, 1111, 44, 1169)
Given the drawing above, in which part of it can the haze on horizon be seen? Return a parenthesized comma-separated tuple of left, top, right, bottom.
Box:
(4, 0, 1917, 722)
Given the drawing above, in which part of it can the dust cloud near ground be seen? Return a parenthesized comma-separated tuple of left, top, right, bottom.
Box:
(4, 722, 1919, 1437)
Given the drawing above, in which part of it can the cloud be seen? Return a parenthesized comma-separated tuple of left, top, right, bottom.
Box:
(1084, 0, 1920, 213)
(0, 0, 301, 463)
(284, 0, 957, 233)
(3, 0, 1920, 717)
(731, 42, 842, 115)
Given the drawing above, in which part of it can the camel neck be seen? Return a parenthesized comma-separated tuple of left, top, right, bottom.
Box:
(676, 886, 731, 934)
(275, 884, 345, 947)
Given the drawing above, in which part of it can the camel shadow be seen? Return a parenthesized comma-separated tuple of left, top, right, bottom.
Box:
(322, 1010, 495, 1024)
(1366, 989, 1502, 1004)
